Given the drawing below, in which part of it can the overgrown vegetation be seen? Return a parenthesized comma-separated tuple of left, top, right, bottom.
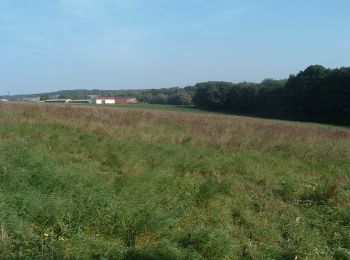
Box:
(192, 65, 350, 124)
(0, 102, 349, 259)
(4, 65, 350, 125)
(111, 103, 202, 113)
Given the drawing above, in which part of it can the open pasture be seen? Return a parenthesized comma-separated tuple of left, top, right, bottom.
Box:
(0, 102, 349, 259)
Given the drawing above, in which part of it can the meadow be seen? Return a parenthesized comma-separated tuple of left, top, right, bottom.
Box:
(111, 103, 202, 113)
(0, 102, 349, 259)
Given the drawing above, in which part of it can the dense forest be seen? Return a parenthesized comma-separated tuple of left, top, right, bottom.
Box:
(192, 65, 350, 124)
(3, 65, 349, 124)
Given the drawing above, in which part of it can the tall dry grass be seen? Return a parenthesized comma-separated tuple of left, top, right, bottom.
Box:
(1, 102, 350, 258)
(1, 102, 349, 160)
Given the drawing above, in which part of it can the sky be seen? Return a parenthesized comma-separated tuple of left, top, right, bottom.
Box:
(1, 0, 350, 95)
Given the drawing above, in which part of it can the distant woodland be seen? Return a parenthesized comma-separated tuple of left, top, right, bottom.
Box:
(5, 65, 350, 124)
(191, 65, 350, 124)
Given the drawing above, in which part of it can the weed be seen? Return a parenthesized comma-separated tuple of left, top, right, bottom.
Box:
(0, 102, 349, 258)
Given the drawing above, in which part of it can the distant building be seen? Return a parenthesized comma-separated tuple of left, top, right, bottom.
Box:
(68, 99, 92, 104)
(94, 97, 137, 105)
(45, 99, 71, 103)
(0, 99, 8, 102)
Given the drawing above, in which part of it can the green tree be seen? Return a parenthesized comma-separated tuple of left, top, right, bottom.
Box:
(40, 94, 50, 101)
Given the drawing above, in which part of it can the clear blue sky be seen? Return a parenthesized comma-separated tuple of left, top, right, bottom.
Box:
(1, 0, 350, 95)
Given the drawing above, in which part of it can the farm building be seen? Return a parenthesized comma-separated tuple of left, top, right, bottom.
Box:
(68, 99, 92, 104)
(45, 99, 72, 103)
(94, 97, 137, 105)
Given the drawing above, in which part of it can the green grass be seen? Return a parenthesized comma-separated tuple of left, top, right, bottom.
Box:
(110, 103, 203, 113)
(0, 103, 349, 259)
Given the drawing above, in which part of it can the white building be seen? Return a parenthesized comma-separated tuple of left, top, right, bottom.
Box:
(94, 97, 137, 105)
(45, 99, 72, 103)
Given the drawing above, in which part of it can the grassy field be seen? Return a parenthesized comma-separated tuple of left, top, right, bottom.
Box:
(110, 103, 203, 113)
(0, 102, 349, 259)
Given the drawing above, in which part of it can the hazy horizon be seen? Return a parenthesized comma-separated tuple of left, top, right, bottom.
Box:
(1, 0, 350, 95)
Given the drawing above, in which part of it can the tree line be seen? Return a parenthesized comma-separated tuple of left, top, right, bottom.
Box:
(34, 87, 193, 105)
(6, 65, 349, 124)
(191, 65, 350, 124)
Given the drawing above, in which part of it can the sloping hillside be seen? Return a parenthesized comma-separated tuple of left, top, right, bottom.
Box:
(0, 103, 349, 259)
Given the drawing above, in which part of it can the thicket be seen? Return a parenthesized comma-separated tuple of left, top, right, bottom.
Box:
(192, 65, 350, 124)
